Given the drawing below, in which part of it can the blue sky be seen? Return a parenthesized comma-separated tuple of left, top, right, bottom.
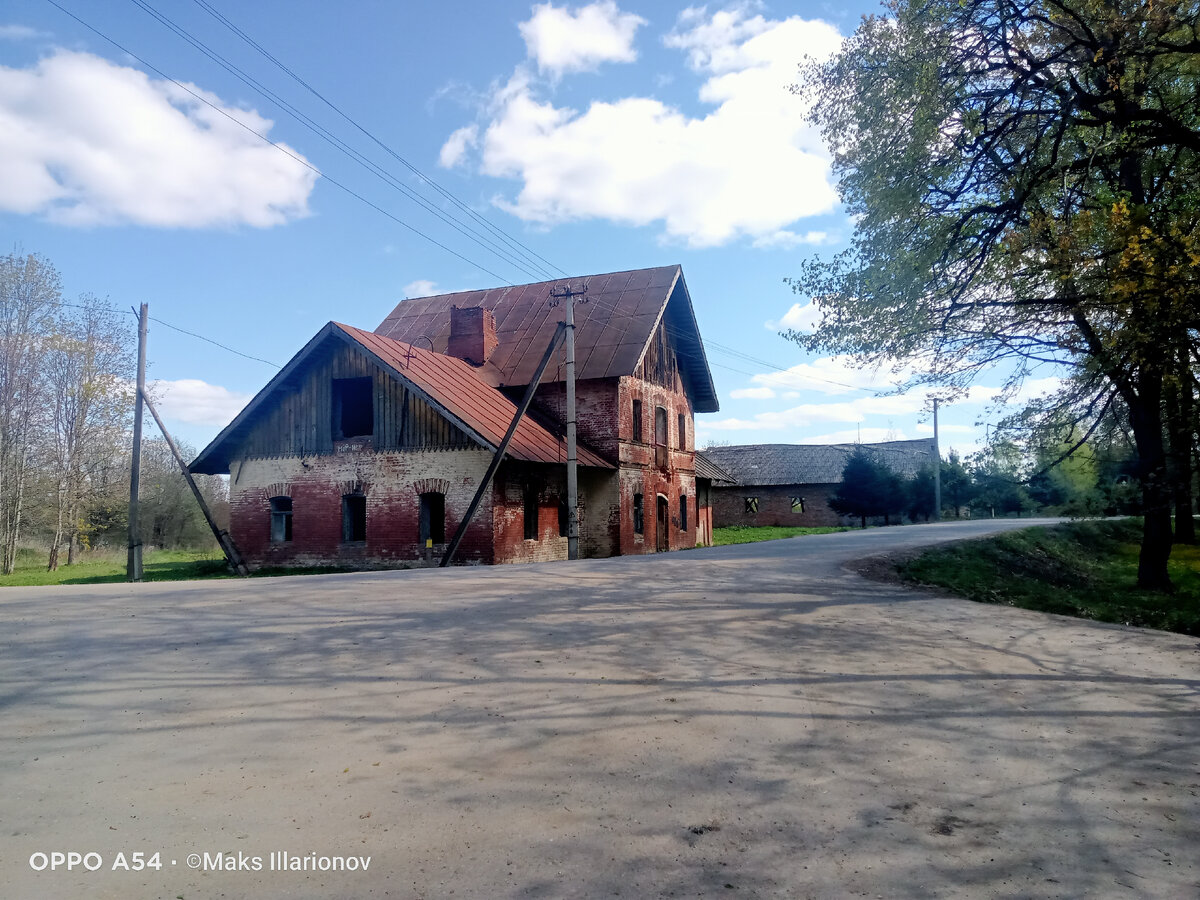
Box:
(0, 0, 1061, 459)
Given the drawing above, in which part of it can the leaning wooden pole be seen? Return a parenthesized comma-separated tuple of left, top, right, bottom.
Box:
(142, 393, 250, 576)
(440, 322, 567, 567)
(126, 303, 147, 582)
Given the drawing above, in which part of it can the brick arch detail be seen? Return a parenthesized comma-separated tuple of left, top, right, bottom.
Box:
(413, 478, 450, 496)
(338, 479, 371, 496)
(264, 482, 292, 501)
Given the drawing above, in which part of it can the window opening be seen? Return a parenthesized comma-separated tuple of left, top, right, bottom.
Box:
(558, 498, 569, 537)
(745, 497, 759, 514)
(632, 398, 643, 442)
(791, 497, 805, 513)
(678, 413, 686, 450)
(269, 496, 292, 543)
(680, 494, 688, 532)
(333, 377, 373, 439)
(654, 406, 668, 468)
(523, 481, 539, 541)
(419, 492, 445, 544)
(342, 493, 366, 542)
(633, 493, 644, 534)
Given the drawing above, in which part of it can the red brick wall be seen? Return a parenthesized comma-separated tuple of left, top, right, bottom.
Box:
(711, 483, 844, 528)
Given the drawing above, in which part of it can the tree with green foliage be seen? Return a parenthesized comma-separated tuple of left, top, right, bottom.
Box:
(970, 441, 1035, 518)
(940, 451, 976, 517)
(906, 466, 938, 522)
(829, 447, 908, 527)
(790, 0, 1200, 588)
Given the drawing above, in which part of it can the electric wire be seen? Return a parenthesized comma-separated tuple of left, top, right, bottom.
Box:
(188, 0, 566, 281)
(43, 0, 513, 285)
(126, 0, 551, 283)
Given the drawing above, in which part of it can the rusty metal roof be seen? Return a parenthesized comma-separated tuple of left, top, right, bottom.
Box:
(335, 323, 611, 469)
(374, 265, 719, 413)
(190, 322, 613, 474)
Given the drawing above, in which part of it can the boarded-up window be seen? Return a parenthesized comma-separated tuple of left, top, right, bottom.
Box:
(419, 492, 445, 544)
(680, 493, 688, 531)
(632, 398, 643, 442)
(342, 493, 366, 542)
(523, 481, 539, 541)
(333, 377, 373, 438)
(269, 496, 292, 543)
(745, 497, 758, 514)
(791, 497, 805, 513)
(633, 493, 644, 534)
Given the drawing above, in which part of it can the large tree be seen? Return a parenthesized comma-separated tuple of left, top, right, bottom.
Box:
(790, 0, 1200, 588)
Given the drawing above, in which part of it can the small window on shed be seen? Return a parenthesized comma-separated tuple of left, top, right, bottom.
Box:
(333, 377, 373, 439)
(745, 496, 759, 515)
(633, 493, 644, 534)
(678, 413, 686, 450)
(791, 497, 805, 514)
(680, 493, 688, 531)
(342, 493, 366, 543)
(269, 496, 293, 543)
(632, 398, 643, 442)
(523, 481, 540, 541)
(419, 492, 445, 544)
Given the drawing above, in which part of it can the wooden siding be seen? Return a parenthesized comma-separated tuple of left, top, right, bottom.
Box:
(238, 343, 477, 459)
(635, 320, 682, 391)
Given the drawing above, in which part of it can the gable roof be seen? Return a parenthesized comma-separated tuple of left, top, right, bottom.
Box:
(374, 265, 719, 413)
(702, 440, 937, 487)
(190, 322, 613, 475)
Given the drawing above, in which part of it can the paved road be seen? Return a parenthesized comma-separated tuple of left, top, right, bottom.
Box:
(2, 519, 1197, 899)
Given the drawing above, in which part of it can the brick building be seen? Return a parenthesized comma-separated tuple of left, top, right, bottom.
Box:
(190, 265, 718, 568)
(703, 440, 938, 528)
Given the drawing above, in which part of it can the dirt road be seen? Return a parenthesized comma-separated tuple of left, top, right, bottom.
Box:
(2, 519, 1197, 898)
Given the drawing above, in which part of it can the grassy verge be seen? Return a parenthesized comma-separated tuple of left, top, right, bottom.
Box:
(0, 547, 230, 587)
(897, 518, 1200, 635)
(712, 525, 850, 546)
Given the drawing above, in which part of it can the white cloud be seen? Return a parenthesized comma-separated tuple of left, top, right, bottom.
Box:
(802, 427, 909, 444)
(752, 229, 836, 249)
(765, 299, 822, 333)
(403, 279, 439, 298)
(730, 386, 775, 399)
(748, 355, 916, 397)
(151, 379, 252, 427)
(0, 50, 317, 227)
(519, 2, 647, 76)
(439, 124, 478, 168)
(446, 6, 843, 247)
(0, 24, 46, 40)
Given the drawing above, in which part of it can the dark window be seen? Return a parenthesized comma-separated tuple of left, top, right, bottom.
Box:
(523, 481, 539, 540)
(269, 496, 292, 543)
(633, 493, 644, 534)
(558, 498, 569, 537)
(419, 492, 445, 544)
(678, 413, 686, 449)
(654, 406, 668, 468)
(745, 497, 758, 514)
(791, 497, 805, 513)
(632, 398, 643, 442)
(680, 494, 688, 531)
(333, 377, 373, 439)
(342, 493, 366, 542)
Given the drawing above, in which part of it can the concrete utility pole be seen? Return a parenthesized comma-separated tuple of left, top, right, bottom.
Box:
(932, 397, 942, 519)
(126, 303, 148, 582)
(550, 281, 588, 560)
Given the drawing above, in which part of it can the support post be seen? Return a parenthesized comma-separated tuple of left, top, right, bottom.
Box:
(440, 322, 567, 567)
(126, 303, 147, 582)
(551, 281, 587, 560)
(932, 397, 942, 520)
(142, 393, 250, 576)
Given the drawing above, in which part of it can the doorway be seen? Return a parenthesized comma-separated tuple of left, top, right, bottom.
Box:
(656, 494, 669, 552)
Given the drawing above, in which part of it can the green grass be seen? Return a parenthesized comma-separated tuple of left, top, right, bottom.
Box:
(0, 547, 230, 587)
(711, 524, 850, 546)
(897, 518, 1200, 635)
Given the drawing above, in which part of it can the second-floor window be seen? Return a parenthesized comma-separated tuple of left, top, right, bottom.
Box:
(678, 412, 686, 449)
(632, 398, 643, 442)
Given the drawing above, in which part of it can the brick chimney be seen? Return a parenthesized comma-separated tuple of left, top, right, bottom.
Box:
(447, 305, 497, 366)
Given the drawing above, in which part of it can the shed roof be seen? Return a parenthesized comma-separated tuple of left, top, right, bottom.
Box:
(694, 451, 737, 484)
(701, 440, 937, 487)
(190, 322, 613, 475)
(374, 265, 719, 413)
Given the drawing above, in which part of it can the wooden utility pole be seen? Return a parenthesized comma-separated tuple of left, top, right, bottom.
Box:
(126, 303, 147, 582)
(551, 281, 587, 560)
(932, 397, 942, 519)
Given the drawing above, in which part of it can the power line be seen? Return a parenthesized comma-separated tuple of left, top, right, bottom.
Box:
(43, 0, 514, 285)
